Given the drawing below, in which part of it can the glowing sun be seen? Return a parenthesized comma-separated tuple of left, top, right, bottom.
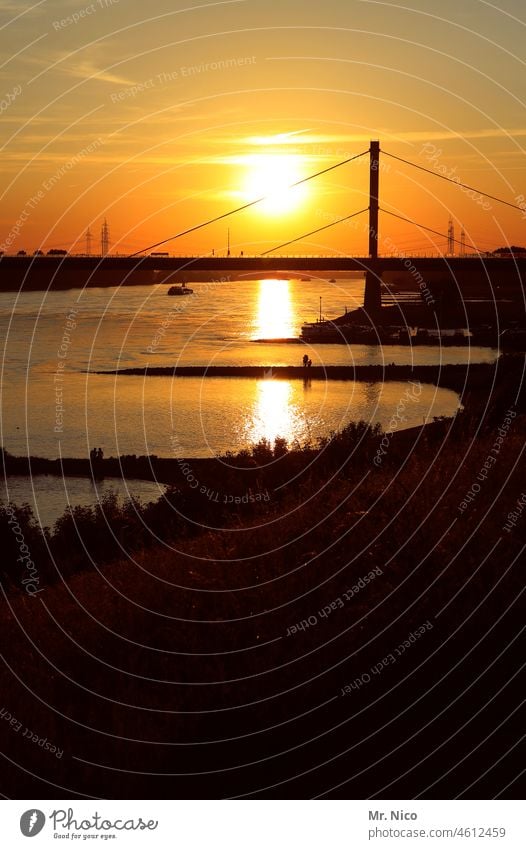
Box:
(242, 154, 308, 215)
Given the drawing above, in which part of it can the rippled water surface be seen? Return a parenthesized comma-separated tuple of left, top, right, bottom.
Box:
(0, 278, 494, 466)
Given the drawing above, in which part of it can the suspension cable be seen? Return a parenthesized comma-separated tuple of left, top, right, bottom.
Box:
(383, 150, 524, 213)
(380, 207, 479, 253)
(128, 149, 370, 258)
(261, 208, 369, 255)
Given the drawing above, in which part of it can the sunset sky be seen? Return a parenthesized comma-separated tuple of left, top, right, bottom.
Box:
(2, 0, 526, 256)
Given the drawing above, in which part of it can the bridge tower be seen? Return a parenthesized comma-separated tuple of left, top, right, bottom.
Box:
(364, 140, 382, 315)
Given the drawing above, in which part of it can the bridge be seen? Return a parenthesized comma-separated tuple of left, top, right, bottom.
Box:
(1, 141, 525, 309)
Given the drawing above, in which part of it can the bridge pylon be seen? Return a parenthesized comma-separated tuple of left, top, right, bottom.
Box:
(364, 140, 382, 315)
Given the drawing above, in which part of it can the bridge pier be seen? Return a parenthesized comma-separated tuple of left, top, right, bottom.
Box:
(364, 268, 382, 315)
(364, 141, 382, 314)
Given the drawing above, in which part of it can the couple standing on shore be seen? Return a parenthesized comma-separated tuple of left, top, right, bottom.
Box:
(302, 354, 312, 368)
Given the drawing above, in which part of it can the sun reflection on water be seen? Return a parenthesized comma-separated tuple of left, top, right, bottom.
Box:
(243, 379, 306, 446)
(254, 279, 294, 339)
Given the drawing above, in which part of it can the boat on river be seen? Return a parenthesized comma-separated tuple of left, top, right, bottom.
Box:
(167, 284, 193, 296)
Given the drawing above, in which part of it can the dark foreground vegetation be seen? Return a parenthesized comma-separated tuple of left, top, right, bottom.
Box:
(0, 356, 524, 799)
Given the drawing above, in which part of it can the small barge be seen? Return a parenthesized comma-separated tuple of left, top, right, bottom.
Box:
(168, 284, 193, 296)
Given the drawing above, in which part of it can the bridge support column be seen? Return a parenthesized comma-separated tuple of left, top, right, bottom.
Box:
(364, 269, 381, 315)
(364, 140, 382, 315)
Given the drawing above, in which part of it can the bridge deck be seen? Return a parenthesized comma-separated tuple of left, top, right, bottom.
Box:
(1, 254, 525, 274)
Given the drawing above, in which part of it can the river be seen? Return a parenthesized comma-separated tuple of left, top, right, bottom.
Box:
(0, 276, 497, 519)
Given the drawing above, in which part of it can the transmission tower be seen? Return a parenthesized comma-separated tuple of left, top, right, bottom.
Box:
(447, 217, 455, 256)
(101, 219, 110, 256)
(86, 227, 92, 256)
(460, 228, 466, 257)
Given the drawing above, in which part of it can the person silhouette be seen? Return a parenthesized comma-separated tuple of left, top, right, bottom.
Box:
(90, 447, 104, 480)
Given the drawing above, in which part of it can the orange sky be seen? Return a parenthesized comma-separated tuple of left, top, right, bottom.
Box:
(2, 0, 526, 256)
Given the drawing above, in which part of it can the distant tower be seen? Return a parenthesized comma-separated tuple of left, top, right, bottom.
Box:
(227, 227, 230, 257)
(447, 217, 455, 256)
(460, 228, 466, 257)
(86, 227, 92, 256)
(101, 219, 110, 256)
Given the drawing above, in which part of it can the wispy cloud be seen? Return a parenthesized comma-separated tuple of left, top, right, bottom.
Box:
(24, 42, 135, 86)
(222, 129, 526, 148)
(242, 130, 314, 146)
(59, 61, 135, 86)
